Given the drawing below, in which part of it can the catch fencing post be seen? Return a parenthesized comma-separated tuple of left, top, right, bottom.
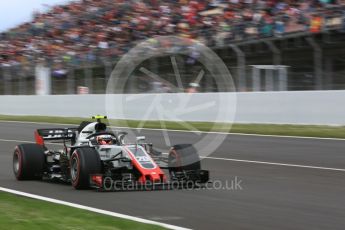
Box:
(3, 66, 12, 95)
(264, 41, 281, 66)
(306, 37, 323, 90)
(102, 57, 113, 94)
(84, 61, 93, 94)
(18, 64, 25, 95)
(67, 65, 76, 94)
(252, 66, 260, 91)
(230, 44, 246, 91)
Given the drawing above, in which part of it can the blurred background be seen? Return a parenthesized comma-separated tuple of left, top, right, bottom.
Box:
(0, 0, 345, 95)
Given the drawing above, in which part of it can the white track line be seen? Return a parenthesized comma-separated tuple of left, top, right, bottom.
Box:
(2, 139, 345, 172)
(0, 120, 344, 141)
(112, 126, 345, 141)
(160, 152, 345, 172)
(202, 156, 345, 172)
(0, 187, 190, 230)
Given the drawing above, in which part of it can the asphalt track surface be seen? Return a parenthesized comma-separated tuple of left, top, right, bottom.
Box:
(0, 121, 345, 230)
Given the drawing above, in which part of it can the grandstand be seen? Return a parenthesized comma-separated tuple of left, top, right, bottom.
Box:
(0, 0, 345, 94)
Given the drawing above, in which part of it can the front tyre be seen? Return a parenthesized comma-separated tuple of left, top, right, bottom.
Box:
(168, 144, 201, 173)
(168, 144, 209, 184)
(70, 147, 102, 189)
(13, 144, 46, 180)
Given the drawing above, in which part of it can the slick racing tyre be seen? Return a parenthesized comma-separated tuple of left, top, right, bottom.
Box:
(70, 147, 102, 189)
(13, 144, 46, 180)
(168, 144, 201, 173)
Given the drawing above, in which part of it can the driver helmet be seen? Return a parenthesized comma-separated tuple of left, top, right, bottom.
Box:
(96, 135, 114, 145)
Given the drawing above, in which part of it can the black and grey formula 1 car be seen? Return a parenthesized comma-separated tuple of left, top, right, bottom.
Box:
(13, 116, 209, 190)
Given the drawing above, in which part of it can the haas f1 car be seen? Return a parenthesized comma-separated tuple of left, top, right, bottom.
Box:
(13, 116, 209, 190)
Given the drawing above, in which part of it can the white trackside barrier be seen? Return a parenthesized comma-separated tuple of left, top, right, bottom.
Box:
(0, 90, 345, 125)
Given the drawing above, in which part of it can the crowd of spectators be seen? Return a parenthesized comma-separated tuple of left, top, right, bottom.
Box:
(0, 0, 345, 71)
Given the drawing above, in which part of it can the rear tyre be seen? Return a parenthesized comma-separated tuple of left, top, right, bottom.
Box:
(70, 147, 102, 189)
(13, 144, 46, 180)
(168, 144, 201, 173)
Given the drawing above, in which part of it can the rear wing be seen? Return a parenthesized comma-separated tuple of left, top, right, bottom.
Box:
(35, 128, 78, 146)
